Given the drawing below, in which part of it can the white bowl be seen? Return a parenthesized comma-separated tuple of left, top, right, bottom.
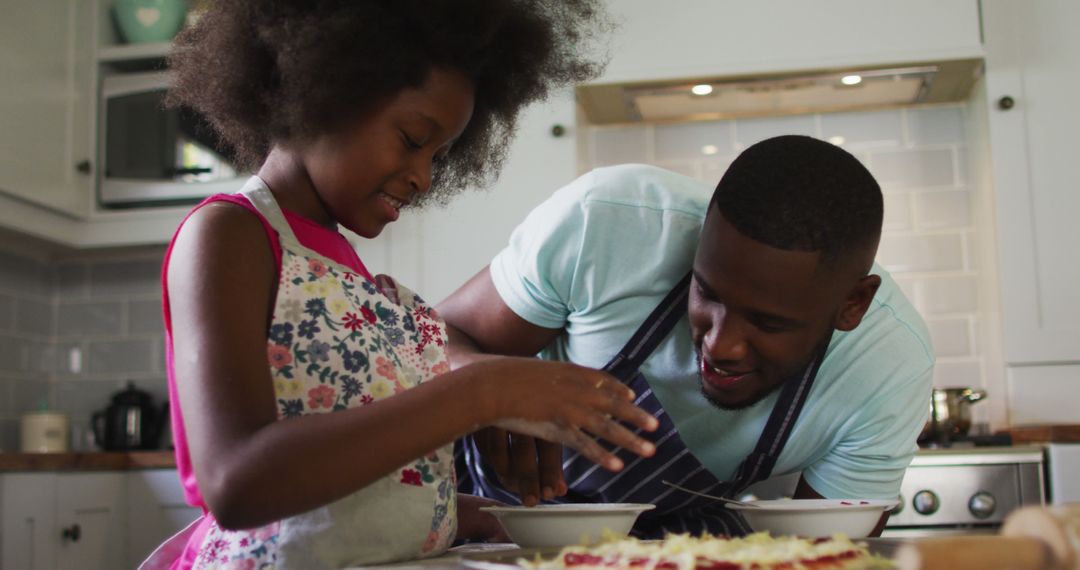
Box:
(727, 499, 898, 538)
(479, 503, 656, 547)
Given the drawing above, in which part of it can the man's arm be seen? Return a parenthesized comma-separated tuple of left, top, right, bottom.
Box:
(438, 265, 570, 505)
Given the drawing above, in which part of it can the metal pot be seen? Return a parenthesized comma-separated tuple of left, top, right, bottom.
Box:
(919, 387, 987, 444)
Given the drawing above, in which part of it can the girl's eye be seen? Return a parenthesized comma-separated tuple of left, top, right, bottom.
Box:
(401, 132, 421, 150)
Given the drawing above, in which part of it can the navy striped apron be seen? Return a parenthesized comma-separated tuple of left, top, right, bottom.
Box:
(455, 272, 827, 538)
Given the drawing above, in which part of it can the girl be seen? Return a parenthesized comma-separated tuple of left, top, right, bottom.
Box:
(152, 1, 659, 569)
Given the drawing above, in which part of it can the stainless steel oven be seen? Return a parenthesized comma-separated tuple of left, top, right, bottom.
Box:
(739, 445, 1045, 537)
(883, 446, 1045, 537)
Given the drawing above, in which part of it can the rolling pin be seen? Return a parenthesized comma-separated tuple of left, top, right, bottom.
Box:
(894, 504, 1080, 570)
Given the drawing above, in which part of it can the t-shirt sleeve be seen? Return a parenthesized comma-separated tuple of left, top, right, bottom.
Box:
(800, 362, 932, 500)
(488, 174, 593, 329)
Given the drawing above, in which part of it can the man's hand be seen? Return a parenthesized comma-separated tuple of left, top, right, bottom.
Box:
(475, 428, 568, 506)
(456, 493, 511, 543)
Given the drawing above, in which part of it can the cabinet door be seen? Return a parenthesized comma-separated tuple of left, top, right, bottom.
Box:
(0, 0, 94, 216)
(127, 470, 202, 567)
(1, 473, 57, 570)
(53, 473, 126, 570)
(982, 0, 1080, 364)
(598, 0, 983, 83)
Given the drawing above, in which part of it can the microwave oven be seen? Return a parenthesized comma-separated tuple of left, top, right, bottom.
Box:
(99, 71, 245, 208)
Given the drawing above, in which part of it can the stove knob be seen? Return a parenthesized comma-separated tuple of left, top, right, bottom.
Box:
(913, 490, 939, 515)
(968, 492, 996, 519)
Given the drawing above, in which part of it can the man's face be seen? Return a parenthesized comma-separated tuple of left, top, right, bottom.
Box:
(688, 212, 850, 410)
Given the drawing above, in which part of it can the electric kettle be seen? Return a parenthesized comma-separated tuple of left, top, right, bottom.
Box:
(92, 382, 169, 451)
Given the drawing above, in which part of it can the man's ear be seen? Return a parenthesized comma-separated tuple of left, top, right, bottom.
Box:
(834, 274, 881, 332)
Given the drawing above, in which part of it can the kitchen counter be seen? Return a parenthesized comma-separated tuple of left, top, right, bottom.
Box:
(0, 450, 176, 472)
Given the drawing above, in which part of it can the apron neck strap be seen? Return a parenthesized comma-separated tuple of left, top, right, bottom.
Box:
(239, 177, 303, 250)
(602, 271, 693, 378)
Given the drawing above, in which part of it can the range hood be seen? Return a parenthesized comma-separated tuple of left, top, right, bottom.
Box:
(576, 58, 983, 125)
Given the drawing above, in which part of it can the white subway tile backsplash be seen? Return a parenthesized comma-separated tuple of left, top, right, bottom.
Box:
(1006, 364, 1080, 425)
(654, 121, 732, 161)
(915, 190, 971, 230)
(702, 158, 734, 185)
(926, 318, 973, 357)
(820, 109, 903, 149)
(882, 193, 913, 231)
(916, 274, 978, 315)
(592, 126, 650, 166)
(905, 106, 966, 146)
(58, 302, 124, 337)
(0, 294, 12, 331)
(129, 300, 164, 336)
(0, 334, 27, 373)
(54, 263, 89, 299)
(88, 339, 156, 375)
(932, 360, 983, 389)
(734, 114, 817, 148)
(869, 148, 956, 189)
(14, 297, 53, 337)
(654, 161, 700, 180)
(89, 259, 163, 298)
(877, 234, 964, 273)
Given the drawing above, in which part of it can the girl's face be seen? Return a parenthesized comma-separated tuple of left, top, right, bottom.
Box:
(301, 68, 476, 238)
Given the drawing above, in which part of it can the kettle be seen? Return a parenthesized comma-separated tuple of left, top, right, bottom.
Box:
(92, 382, 169, 451)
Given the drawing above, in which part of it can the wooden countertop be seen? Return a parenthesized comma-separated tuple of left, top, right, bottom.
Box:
(0, 450, 176, 472)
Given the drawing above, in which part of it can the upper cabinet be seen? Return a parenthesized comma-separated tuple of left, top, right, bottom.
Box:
(0, 0, 96, 217)
(982, 0, 1080, 365)
(598, 0, 983, 83)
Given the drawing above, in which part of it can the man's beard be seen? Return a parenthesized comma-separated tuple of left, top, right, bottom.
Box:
(695, 327, 835, 412)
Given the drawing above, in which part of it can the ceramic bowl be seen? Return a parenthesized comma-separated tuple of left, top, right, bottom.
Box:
(727, 499, 899, 538)
(113, 0, 189, 44)
(479, 503, 655, 547)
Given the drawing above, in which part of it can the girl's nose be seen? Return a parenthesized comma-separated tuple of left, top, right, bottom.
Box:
(406, 157, 434, 195)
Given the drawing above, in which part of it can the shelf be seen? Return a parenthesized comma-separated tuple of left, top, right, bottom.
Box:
(97, 42, 171, 63)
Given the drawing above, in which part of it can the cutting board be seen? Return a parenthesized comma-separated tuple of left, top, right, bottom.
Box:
(1005, 424, 1080, 444)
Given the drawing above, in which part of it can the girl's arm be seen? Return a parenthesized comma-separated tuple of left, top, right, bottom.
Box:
(168, 203, 657, 530)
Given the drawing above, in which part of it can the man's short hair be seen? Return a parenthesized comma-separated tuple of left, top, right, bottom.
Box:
(710, 135, 883, 266)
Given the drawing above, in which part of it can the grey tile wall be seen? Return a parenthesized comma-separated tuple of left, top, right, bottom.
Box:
(0, 246, 168, 451)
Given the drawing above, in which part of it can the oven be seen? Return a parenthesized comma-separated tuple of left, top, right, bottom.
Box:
(739, 445, 1046, 537)
(883, 446, 1045, 538)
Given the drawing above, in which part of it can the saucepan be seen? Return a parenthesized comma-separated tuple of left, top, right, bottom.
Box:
(919, 387, 987, 443)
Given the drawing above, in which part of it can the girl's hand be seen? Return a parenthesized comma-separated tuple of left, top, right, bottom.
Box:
(467, 358, 660, 472)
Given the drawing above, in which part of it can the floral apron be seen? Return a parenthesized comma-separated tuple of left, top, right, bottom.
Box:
(186, 180, 456, 569)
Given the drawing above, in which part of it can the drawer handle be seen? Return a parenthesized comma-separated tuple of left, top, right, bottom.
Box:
(61, 523, 81, 542)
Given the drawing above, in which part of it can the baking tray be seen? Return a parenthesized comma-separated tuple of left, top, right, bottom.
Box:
(459, 538, 906, 569)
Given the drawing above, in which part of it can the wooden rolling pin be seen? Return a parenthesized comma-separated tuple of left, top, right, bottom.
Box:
(894, 504, 1080, 570)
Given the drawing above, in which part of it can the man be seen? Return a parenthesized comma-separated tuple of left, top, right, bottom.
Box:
(440, 135, 932, 537)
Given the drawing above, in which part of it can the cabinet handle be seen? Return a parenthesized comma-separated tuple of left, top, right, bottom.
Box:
(550, 124, 566, 137)
(997, 96, 1015, 111)
(61, 523, 81, 542)
(75, 160, 92, 174)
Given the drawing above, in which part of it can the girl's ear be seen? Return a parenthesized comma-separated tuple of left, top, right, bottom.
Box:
(834, 274, 881, 332)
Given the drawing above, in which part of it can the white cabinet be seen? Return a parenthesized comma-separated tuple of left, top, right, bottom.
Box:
(1, 472, 126, 570)
(127, 469, 201, 567)
(598, 0, 983, 83)
(0, 0, 95, 217)
(0, 469, 199, 570)
(982, 1, 1080, 366)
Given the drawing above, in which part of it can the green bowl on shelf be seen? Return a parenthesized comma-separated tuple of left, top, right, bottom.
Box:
(113, 0, 189, 44)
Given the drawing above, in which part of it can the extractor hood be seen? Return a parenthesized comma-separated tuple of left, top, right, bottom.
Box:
(576, 58, 983, 125)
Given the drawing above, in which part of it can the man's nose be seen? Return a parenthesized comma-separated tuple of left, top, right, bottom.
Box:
(703, 310, 748, 363)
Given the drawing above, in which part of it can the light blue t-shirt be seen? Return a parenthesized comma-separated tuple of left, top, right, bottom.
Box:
(489, 164, 934, 500)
